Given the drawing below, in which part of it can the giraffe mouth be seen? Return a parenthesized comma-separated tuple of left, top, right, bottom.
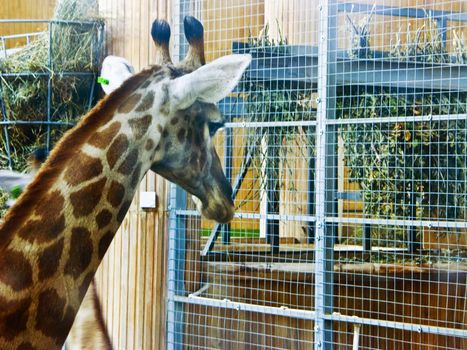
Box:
(192, 195, 234, 223)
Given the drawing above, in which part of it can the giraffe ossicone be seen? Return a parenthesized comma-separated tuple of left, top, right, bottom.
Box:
(0, 16, 250, 350)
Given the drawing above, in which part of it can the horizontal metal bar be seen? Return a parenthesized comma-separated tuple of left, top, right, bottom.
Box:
(326, 216, 467, 229)
(0, 19, 101, 26)
(0, 72, 95, 77)
(234, 42, 462, 64)
(0, 32, 43, 40)
(174, 209, 317, 223)
(174, 209, 466, 230)
(248, 54, 467, 91)
(225, 120, 317, 128)
(328, 113, 467, 126)
(173, 294, 317, 320)
(189, 284, 211, 298)
(0, 120, 75, 126)
(336, 191, 362, 201)
(172, 294, 466, 339)
(338, 2, 467, 22)
(326, 313, 467, 339)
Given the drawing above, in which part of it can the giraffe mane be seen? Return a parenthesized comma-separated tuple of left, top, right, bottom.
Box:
(0, 65, 163, 249)
(90, 279, 113, 350)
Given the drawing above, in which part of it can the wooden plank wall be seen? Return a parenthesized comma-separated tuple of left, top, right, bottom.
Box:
(0, 0, 55, 48)
(93, 1, 171, 349)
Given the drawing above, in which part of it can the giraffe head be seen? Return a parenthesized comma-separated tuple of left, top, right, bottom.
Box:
(148, 17, 250, 223)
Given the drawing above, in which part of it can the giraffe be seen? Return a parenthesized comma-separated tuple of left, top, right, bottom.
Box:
(0, 16, 250, 350)
(65, 280, 112, 350)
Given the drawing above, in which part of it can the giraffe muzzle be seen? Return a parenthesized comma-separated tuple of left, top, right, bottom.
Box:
(193, 194, 234, 224)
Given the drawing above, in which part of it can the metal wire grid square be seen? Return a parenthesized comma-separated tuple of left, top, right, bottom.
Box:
(0, 19, 104, 170)
(167, 1, 466, 349)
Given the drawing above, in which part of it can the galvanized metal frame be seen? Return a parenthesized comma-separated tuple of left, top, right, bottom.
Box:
(314, 1, 338, 348)
(0, 19, 104, 169)
(166, 1, 466, 347)
(172, 293, 467, 339)
(167, 1, 190, 349)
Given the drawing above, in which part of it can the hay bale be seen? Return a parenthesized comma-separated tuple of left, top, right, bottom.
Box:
(0, 0, 103, 171)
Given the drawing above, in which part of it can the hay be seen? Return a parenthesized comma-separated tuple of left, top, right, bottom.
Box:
(0, 0, 103, 171)
(0, 188, 7, 218)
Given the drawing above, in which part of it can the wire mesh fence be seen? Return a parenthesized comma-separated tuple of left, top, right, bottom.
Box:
(168, 1, 466, 349)
(0, 18, 104, 170)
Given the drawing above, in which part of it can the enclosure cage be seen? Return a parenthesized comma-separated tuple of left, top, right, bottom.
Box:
(167, 0, 466, 349)
(0, 18, 105, 170)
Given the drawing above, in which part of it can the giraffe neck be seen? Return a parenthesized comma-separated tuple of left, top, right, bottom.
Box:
(0, 66, 165, 349)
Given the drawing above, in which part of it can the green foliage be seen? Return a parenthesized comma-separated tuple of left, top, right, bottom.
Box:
(341, 14, 467, 221)
(339, 90, 466, 220)
(239, 25, 316, 209)
(0, 188, 7, 218)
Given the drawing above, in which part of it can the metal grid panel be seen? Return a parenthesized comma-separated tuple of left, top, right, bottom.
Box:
(0, 19, 104, 170)
(168, 1, 466, 349)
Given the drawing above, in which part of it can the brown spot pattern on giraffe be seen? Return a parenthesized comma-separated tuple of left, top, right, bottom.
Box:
(88, 121, 121, 149)
(185, 128, 193, 148)
(96, 209, 112, 229)
(171, 117, 179, 125)
(64, 227, 93, 279)
(117, 200, 132, 223)
(131, 163, 142, 188)
(145, 139, 155, 151)
(165, 141, 173, 153)
(117, 93, 142, 114)
(38, 237, 64, 280)
(0, 296, 31, 340)
(106, 134, 129, 170)
(18, 214, 65, 243)
(135, 91, 155, 112)
(78, 272, 95, 301)
(129, 114, 152, 140)
(194, 132, 202, 147)
(17, 342, 37, 350)
(36, 190, 64, 216)
(177, 128, 186, 143)
(0, 67, 159, 247)
(35, 289, 75, 345)
(98, 231, 114, 259)
(17, 190, 65, 243)
(0, 250, 33, 291)
(118, 149, 139, 175)
(107, 181, 125, 207)
(70, 178, 106, 218)
(64, 151, 103, 186)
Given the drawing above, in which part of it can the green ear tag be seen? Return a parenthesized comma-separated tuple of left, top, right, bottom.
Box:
(97, 76, 109, 85)
(10, 185, 22, 199)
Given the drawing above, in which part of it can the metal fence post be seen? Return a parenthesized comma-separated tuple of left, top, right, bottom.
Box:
(167, 1, 190, 349)
(315, 0, 338, 349)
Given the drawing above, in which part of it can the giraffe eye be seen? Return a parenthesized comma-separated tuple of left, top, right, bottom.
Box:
(208, 122, 224, 136)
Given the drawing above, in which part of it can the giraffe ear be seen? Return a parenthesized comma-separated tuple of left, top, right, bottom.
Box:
(169, 54, 251, 110)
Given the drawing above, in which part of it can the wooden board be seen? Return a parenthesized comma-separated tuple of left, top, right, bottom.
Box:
(0, 0, 55, 49)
